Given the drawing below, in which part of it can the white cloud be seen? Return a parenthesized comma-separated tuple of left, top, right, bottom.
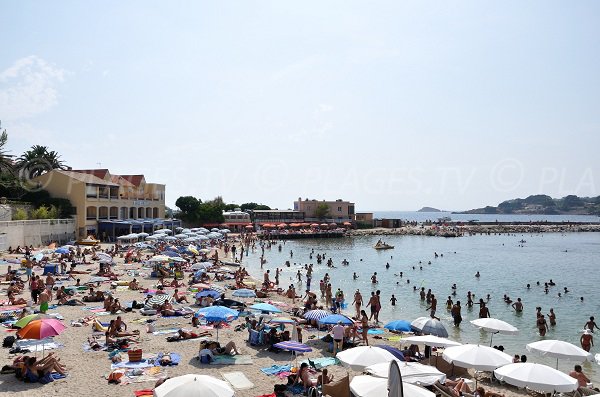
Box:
(0, 56, 65, 120)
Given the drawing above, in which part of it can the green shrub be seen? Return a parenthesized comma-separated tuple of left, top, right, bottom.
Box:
(13, 208, 27, 220)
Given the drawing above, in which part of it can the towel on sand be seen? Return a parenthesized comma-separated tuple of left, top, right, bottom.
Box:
(222, 371, 254, 389)
(111, 359, 154, 370)
(209, 355, 253, 365)
(261, 364, 291, 375)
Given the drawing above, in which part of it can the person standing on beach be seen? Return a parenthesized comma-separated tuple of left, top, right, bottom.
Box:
(451, 301, 462, 327)
(360, 310, 369, 346)
(367, 292, 378, 321)
(374, 290, 382, 323)
(352, 290, 363, 318)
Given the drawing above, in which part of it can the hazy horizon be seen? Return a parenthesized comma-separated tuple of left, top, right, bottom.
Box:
(2, 1, 599, 212)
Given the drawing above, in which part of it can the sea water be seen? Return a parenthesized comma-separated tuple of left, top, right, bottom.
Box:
(245, 231, 600, 380)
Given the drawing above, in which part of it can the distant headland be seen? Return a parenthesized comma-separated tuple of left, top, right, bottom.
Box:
(417, 207, 441, 212)
(454, 194, 600, 215)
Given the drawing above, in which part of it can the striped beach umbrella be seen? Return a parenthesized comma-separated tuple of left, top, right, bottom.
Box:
(146, 294, 172, 308)
(303, 309, 330, 321)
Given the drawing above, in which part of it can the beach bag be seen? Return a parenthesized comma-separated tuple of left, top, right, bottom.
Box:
(3, 336, 15, 348)
(128, 349, 143, 362)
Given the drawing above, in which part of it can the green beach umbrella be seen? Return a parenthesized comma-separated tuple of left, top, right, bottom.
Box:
(15, 313, 47, 329)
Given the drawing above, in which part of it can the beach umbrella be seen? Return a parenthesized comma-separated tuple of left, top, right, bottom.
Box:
(303, 309, 330, 321)
(207, 232, 222, 239)
(350, 375, 434, 397)
(15, 313, 48, 329)
(208, 284, 225, 293)
(210, 228, 219, 232)
(154, 228, 172, 234)
(366, 361, 446, 386)
(401, 335, 462, 349)
(145, 294, 172, 308)
(196, 235, 209, 241)
(273, 341, 311, 353)
(388, 359, 403, 397)
(137, 232, 149, 238)
(318, 314, 354, 325)
(174, 233, 188, 239)
(191, 262, 212, 271)
(17, 319, 66, 340)
(526, 339, 593, 368)
(232, 289, 256, 298)
(54, 247, 70, 254)
(470, 318, 519, 346)
(337, 346, 397, 371)
(96, 252, 112, 262)
(146, 235, 159, 240)
(182, 237, 197, 243)
(153, 374, 234, 397)
(195, 306, 239, 341)
(181, 228, 192, 233)
(149, 255, 172, 262)
(164, 236, 177, 241)
(187, 245, 199, 255)
(411, 317, 448, 337)
(170, 257, 188, 263)
(384, 320, 412, 332)
(249, 303, 282, 313)
(161, 250, 181, 257)
(195, 290, 221, 299)
(493, 363, 577, 393)
(219, 229, 231, 234)
(442, 344, 512, 372)
(376, 345, 406, 361)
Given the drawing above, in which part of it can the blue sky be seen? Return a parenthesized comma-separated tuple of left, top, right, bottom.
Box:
(2, 1, 599, 211)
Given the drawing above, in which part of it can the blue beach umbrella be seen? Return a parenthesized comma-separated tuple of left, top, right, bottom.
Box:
(195, 290, 221, 299)
(161, 250, 181, 257)
(232, 289, 256, 298)
(318, 314, 354, 325)
(249, 303, 282, 314)
(273, 341, 312, 353)
(195, 306, 239, 341)
(55, 247, 70, 254)
(384, 320, 412, 332)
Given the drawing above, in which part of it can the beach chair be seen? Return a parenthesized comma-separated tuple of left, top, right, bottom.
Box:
(321, 374, 350, 397)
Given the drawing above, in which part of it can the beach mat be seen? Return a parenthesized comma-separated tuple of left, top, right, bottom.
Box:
(112, 359, 154, 370)
(210, 355, 253, 365)
(152, 329, 179, 335)
(222, 371, 254, 389)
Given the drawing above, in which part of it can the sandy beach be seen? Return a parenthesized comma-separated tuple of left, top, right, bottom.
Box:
(0, 239, 564, 397)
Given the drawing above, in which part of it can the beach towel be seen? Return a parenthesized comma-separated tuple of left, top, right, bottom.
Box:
(83, 342, 107, 352)
(111, 359, 154, 370)
(209, 355, 253, 365)
(120, 367, 166, 385)
(367, 329, 384, 335)
(260, 364, 291, 375)
(82, 306, 104, 311)
(134, 389, 154, 396)
(152, 329, 179, 335)
(222, 371, 254, 390)
(155, 352, 181, 366)
(301, 357, 339, 370)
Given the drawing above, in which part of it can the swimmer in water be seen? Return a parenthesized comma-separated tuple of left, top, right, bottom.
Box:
(475, 271, 480, 278)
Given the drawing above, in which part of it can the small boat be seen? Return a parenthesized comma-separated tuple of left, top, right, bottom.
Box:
(374, 241, 394, 250)
(77, 236, 100, 246)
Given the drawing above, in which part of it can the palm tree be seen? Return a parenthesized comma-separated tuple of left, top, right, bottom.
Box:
(18, 145, 67, 179)
(0, 130, 15, 174)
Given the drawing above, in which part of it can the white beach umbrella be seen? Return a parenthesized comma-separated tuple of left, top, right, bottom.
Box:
(96, 252, 112, 262)
(219, 229, 231, 234)
(210, 228, 219, 232)
(350, 375, 435, 397)
(181, 228, 192, 233)
(153, 374, 234, 397)
(470, 318, 519, 346)
(337, 346, 397, 372)
(493, 363, 577, 393)
(146, 235, 158, 240)
(401, 335, 462, 348)
(526, 339, 593, 368)
(183, 237, 197, 243)
(174, 234, 188, 239)
(442, 344, 512, 372)
(154, 228, 172, 234)
(137, 232, 149, 237)
(365, 361, 446, 386)
(196, 235, 209, 240)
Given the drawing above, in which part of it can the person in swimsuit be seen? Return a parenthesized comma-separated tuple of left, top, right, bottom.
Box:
(537, 315, 548, 336)
(580, 329, 594, 352)
(360, 310, 369, 346)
